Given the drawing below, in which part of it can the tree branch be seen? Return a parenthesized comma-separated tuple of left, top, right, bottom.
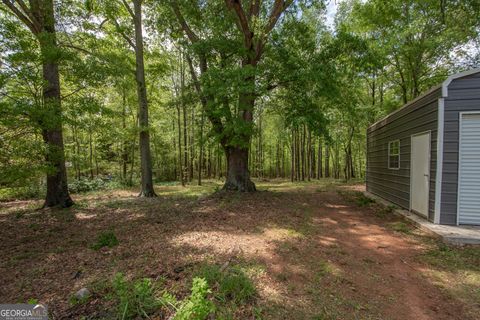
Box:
(225, 0, 252, 49)
(121, 0, 135, 21)
(15, 0, 40, 30)
(254, 0, 293, 63)
(248, 0, 260, 19)
(1, 0, 38, 34)
(111, 18, 136, 50)
(186, 53, 226, 140)
(170, 0, 199, 43)
(265, 0, 293, 35)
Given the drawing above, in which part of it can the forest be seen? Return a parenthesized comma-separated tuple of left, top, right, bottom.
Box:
(1, 0, 477, 204)
(1, 0, 480, 319)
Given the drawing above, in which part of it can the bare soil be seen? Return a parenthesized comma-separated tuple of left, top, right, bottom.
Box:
(0, 180, 478, 319)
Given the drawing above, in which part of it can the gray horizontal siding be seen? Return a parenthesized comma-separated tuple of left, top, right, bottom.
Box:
(367, 88, 441, 221)
(441, 72, 480, 225)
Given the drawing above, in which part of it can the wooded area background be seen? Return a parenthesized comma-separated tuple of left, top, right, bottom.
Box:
(1, 0, 479, 205)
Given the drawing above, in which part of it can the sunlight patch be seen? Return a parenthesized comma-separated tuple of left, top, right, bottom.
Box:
(75, 213, 97, 220)
(263, 227, 304, 239)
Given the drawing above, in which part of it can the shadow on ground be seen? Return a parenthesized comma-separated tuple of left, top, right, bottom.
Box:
(0, 180, 478, 319)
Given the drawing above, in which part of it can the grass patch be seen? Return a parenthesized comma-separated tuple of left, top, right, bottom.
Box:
(105, 273, 214, 319)
(421, 243, 480, 272)
(355, 193, 375, 207)
(375, 204, 396, 218)
(91, 231, 119, 250)
(197, 264, 256, 305)
(112, 273, 163, 319)
(195, 263, 257, 318)
(420, 243, 480, 319)
(387, 221, 412, 234)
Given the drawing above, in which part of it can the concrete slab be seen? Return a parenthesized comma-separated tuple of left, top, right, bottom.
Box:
(364, 191, 480, 246)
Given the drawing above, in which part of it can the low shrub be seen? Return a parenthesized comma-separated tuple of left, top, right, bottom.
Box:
(68, 178, 107, 193)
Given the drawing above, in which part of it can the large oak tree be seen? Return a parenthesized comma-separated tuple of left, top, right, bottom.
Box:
(169, 0, 293, 191)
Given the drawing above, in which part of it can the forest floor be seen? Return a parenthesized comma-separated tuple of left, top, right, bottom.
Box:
(0, 180, 479, 320)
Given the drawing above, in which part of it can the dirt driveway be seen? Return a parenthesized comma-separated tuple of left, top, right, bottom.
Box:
(0, 180, 478, 319)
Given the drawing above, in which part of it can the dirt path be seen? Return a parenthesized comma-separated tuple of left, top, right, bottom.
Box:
(0, 181, 476, 319)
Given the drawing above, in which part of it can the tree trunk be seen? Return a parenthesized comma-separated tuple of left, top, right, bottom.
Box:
(307, 128, 312, 181)
(325, 144, 330, 178)
(72, 125, 81, 180)
(89, 131, 94, 179)
(39, 0, 73, 208)
(133, 0, 156, 197)
(198, 108, 205, 185)
(122, 87, 128, 180)
(176, 106, 184, 186)
(222, 64, 256, 191)
(223, 146, 256, 191)
(190, 106, 195, 181)
(317, 137, 322, 179)
(172, 119, 177, 181)
(290, 130, 295, 182)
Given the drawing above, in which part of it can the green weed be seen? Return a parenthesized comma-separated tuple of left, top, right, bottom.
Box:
(173, 277, 215, 320)
(197, 264, 256, 305)
(91, 231, 119, 250)
(388, 221, 412, 234)
(355, 193, 375, 207)
(112, 273, 161, 319)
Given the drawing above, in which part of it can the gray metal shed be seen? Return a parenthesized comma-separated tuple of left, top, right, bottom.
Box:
(366, 69, 480, 225)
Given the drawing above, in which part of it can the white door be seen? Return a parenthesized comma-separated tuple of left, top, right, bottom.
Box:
(411, 133, 430, 217)
(458, 114, 480, 225)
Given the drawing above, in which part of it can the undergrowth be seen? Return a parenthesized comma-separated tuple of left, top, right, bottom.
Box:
(91, 231, 119, 250)
(91, 264, 258, 319)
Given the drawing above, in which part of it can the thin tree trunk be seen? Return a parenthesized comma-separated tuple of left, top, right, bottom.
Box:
(190, 105, 195, 181)
(89, 131, 94, 179)
(176, 106, 184, 186)
(307, 128, 311, 181)
(291, 130, 295, 182)
(182, 105, 188, 183)
(122, 87, 128, 181)
(325, 144, 330, 178)
(72, 125, 81, 180)
(198, 108, 205, 185)
(301, 125, 305, 181)
(133, 0, 156, 197)
(172, 119, 177, 181)
(317, 137, 322, 179)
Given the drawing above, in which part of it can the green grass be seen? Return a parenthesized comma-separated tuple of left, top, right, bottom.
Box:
(422, 243, 480, 272)
(355, 193, 375, 207)
(89, 273, 215, 319)
(196, 264, 256, 305)
(111, 273, 162, 319)
(419, 242, 480, 319)
(387, 221, 412, 234)
(91, 231, 119, 250)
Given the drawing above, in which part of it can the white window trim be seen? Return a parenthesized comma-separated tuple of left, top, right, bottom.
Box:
(388, 140, 400, 170)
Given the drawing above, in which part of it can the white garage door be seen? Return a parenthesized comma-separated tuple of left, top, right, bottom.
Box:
(458, 113, 480, 225)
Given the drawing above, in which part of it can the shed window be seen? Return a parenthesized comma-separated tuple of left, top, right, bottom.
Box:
(388, 140, 400, 169)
